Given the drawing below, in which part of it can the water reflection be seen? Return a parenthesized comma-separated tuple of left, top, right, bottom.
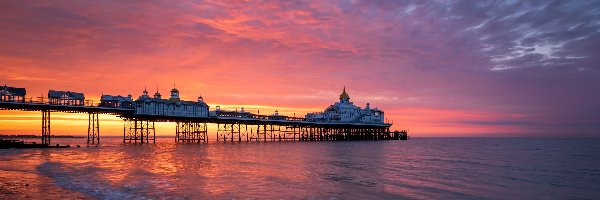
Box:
(0, 137, 599, 199)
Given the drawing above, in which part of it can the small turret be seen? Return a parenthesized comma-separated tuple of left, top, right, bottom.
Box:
(142, 86, 149, 97)
(339, 86, 350, 103)
(154, 87, 161, 99)
(169, 84, 180, 101)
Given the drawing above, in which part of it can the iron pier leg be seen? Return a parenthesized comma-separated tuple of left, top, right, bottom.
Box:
(153, 122, 156, 143)
(263, 125, 266, 141)
(138, 120, 143, 144)
(96, 114, 100, 143)
(216, 123, 220, 142)
(87, 114, 91, 143)
(145, 121, 149, 143)
(41, 110, 51, 145)
(87, 112, 100, 144)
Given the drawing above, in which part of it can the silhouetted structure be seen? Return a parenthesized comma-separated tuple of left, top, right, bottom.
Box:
(48, 90, 85, 106)
(100, 94, 134, 108)
(0, 85, 407, 145)
(267, 110, 287, 120)
(0, 85, 26, 102)
(213, 107, 253, 118)
(0, 138, 69, 149)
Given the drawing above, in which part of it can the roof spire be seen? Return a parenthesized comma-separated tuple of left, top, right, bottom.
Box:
(339, 86, 350, 101)
(154, 87, 162, 98)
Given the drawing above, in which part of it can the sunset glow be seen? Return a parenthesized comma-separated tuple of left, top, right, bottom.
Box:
(1, 1, 599, 137)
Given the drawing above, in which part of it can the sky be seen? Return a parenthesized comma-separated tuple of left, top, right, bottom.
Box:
(0, 0, 599, 137)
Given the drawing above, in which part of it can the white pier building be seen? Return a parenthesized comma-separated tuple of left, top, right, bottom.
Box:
(134, 86, 209, 117)
(305, 87, 384, 124)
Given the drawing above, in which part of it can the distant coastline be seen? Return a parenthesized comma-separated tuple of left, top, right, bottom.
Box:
(0, 134, 84, 138)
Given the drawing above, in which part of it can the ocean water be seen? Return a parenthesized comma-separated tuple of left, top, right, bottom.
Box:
(0, 137, 599, 199)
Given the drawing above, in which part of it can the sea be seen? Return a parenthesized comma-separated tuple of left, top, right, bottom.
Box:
(0, 137, 599, 199)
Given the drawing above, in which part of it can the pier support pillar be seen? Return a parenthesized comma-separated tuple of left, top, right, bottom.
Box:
(176, 122, 208, 143)
(87, 112, 100, 144)
(123, 118, 155, 143)
(217, 123, 247, 142)
(41, 110, 51, 145)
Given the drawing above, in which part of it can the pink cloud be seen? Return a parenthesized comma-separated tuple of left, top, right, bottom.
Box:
(0, 0, 598, 136)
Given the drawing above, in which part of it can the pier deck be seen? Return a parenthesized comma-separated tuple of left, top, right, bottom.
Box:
(0, 99, 407, 145)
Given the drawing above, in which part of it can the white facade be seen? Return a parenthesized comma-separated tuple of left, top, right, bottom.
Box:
(305, 88, 384, 124)
(134, 87, 209, 117)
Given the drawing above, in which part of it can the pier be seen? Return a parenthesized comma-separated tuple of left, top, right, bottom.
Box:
(0, 85, 408, 145)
